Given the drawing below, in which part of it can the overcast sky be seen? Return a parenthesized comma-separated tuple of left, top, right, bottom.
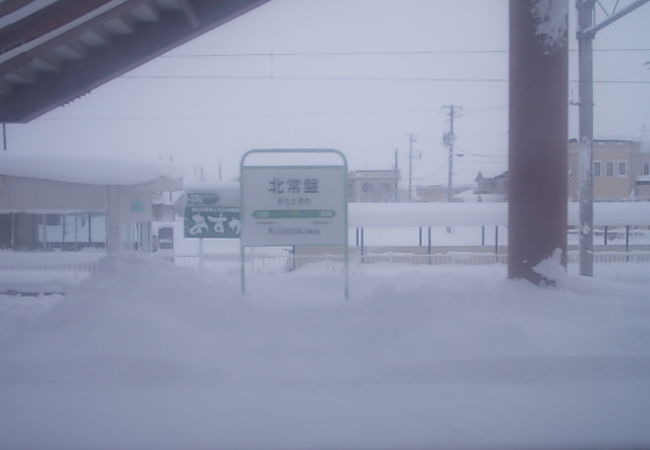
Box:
(6, 0, 650, 185)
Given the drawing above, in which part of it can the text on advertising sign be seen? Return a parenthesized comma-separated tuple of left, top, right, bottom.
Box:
(183, 191, 240, 239)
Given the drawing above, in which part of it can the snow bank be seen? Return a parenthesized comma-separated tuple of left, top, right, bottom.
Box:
(1, 255, 650, 449)
(532, 247, 568, 287)
(350, 202, 508, 227)
(349, 202, 650, 227)
(0, 250, 105, 266)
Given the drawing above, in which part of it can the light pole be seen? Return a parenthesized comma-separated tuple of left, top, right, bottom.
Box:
(576, 0, 650, 277)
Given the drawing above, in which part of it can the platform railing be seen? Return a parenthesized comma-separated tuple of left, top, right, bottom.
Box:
(156, 249, 650, 274)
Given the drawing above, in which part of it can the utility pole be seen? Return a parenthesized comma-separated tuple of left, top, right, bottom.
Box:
(442, 105, 461, 202)
(577, 0, 595, 277)
(576, 0, 649, 277)
(394, 148, 399, 202)
(408, 134, 416, 201)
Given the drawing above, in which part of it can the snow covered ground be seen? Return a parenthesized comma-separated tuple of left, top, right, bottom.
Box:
(1, 254, 650, 449)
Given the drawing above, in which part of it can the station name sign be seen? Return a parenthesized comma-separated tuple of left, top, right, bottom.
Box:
(241, 166, 346, 246)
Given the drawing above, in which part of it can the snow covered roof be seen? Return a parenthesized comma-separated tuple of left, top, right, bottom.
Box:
(474, 169, 508, 180)
(0, 152, 182, 186)
(183, 181, 240, 191)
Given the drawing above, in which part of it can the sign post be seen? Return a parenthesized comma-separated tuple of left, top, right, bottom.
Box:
(240, 149, 348, 298)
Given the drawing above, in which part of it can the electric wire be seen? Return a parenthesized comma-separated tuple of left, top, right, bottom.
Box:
(159, 48, 650, 58)
(119, 74, 650, 84)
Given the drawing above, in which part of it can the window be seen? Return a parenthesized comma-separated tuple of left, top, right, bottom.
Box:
(606, 161, 614, 177)
(0, 214, 11, 249)
(90, 213, 106, 243)
(593, 161, 601, 177)
(45, 214, 61, 226)
(361, 182, 373, 193)
(644, 161, 650, 176)
(617, 161, 627, 177)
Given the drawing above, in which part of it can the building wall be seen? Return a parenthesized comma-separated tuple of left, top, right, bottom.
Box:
(637, 181, 650, 200)
(568, 140, 645, 201)
(348, 170, 399, 202)
(105, 185, 153, 252)
(634, 156, 650, 200)
(0, 175, 154, 252)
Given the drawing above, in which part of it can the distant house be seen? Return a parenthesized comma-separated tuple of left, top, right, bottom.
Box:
(348, 170, 400, 202)
(0, 153, 181, 252)
(568, 139, 650, 201)
(473, 171, 509, 201)
(465, 139, 650, 202)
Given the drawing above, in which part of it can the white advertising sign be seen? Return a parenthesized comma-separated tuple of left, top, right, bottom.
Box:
(241, 166, 346, 246)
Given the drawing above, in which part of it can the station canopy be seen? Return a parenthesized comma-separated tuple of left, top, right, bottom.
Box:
(0, 0, 269, 123)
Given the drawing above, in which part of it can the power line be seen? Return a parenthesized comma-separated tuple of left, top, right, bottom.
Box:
(159, 48, 650, 58)
(121, 74, 509, 82)
(419, 161, 449, 180)
(120, 74, 650, 84)
(162, 50, 509, 57)
(458, 151, 506, 159)
(40, 107, 472, 121)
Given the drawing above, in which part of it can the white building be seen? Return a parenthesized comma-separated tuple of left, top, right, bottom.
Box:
(348, 170, 400, 202)
(0, 152, 181, 252)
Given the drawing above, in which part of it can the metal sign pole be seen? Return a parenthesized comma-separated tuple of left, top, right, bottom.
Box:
(343, 161, 349, 299)
(240, 244, 246, 295)
(198, 237, 204, 270)
(344, 233, 349, 299)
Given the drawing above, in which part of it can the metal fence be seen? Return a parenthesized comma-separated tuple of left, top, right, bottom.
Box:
(0, 260, 100, 272)
(1, 248, 648, 275)
(157, 250, 650, 274)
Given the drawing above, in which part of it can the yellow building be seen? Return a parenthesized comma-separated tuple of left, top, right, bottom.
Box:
(568, 139, 650, 201)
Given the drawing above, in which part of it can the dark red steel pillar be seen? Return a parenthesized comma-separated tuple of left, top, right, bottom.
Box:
(508, 0, 568, 284)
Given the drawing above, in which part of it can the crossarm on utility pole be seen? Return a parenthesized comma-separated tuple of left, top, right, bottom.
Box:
(578, 0, 650, 39)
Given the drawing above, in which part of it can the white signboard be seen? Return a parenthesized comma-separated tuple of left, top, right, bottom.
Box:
(241, 166, 346, 246)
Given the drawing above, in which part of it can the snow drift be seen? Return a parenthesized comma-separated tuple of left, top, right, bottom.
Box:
(1, 255, 650, 449)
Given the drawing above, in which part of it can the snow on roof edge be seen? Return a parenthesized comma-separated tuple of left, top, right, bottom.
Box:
(0, 152, 183, 186)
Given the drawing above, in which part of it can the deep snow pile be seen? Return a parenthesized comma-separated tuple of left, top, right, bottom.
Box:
(1, 255, 650, 449)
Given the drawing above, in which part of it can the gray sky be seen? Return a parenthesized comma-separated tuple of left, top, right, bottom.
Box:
(6, 0, 650, 185)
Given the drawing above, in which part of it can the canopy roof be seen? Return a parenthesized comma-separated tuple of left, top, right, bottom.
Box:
(0, 0, 269, 123)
